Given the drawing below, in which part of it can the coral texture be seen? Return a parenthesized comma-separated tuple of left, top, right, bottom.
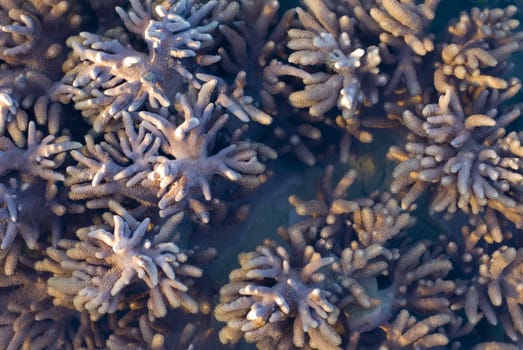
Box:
(215, 238, 341, 350)
(388, 88, 523, 224)
(0, 0, 522, 349)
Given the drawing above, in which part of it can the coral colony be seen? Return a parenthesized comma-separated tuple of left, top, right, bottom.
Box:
(1, 0, 523, 349)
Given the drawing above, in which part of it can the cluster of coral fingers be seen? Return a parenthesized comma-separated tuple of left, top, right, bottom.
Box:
(0, 0, 522, 349)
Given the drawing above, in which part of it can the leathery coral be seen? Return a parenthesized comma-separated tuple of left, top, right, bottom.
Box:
(0, 268, 103, 350)
(281, 165, 413, 253)
(434, 5, 523, 93)
(52, 0, 223, 132)
(35, 200, 209, 322)
(215, 237, 341, 350)
(462, 246, 523, 342)
(65, 78, 276, 220)
(388, 87, 523, 226)
(265, 0, 387, 142)
(215, 167, 461, 349)
(0, 0, 521, 349)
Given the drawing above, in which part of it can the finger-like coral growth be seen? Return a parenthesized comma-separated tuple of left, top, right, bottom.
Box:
(54, 0, 222, 132)
(35, 202, 205, 321)
(216, 210, 458, 349)
(215, 238, 341, 350)
(464, 246, 523, 342)
(0, 119, 80, 273)
(376, 309, 452, 349)
(106, 311, 170, 350)
(0, 67, 64, 138)
(281, 165, 412, 253)
(0, 4, 87, 233)
(369, 0, 440, 57)
(266, 0, 387, 142)
(0, 0, 84, 77)
(370, 0, 440, 96)
(65, 78, 276, 220)
(332, 242, 396, 317)
(434, 5, 523, 93)
(338, 241, 458, 349)
(215, 0, 294, 117)
(64, 113, 159, 209)
(216, 166, 460, 349)
(263, 0, 441, 155)
(139, 78, 276, 198)
(0, 121, 80, 182)
(0, 269, 103, 350)
(388, 88, 523, 226)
